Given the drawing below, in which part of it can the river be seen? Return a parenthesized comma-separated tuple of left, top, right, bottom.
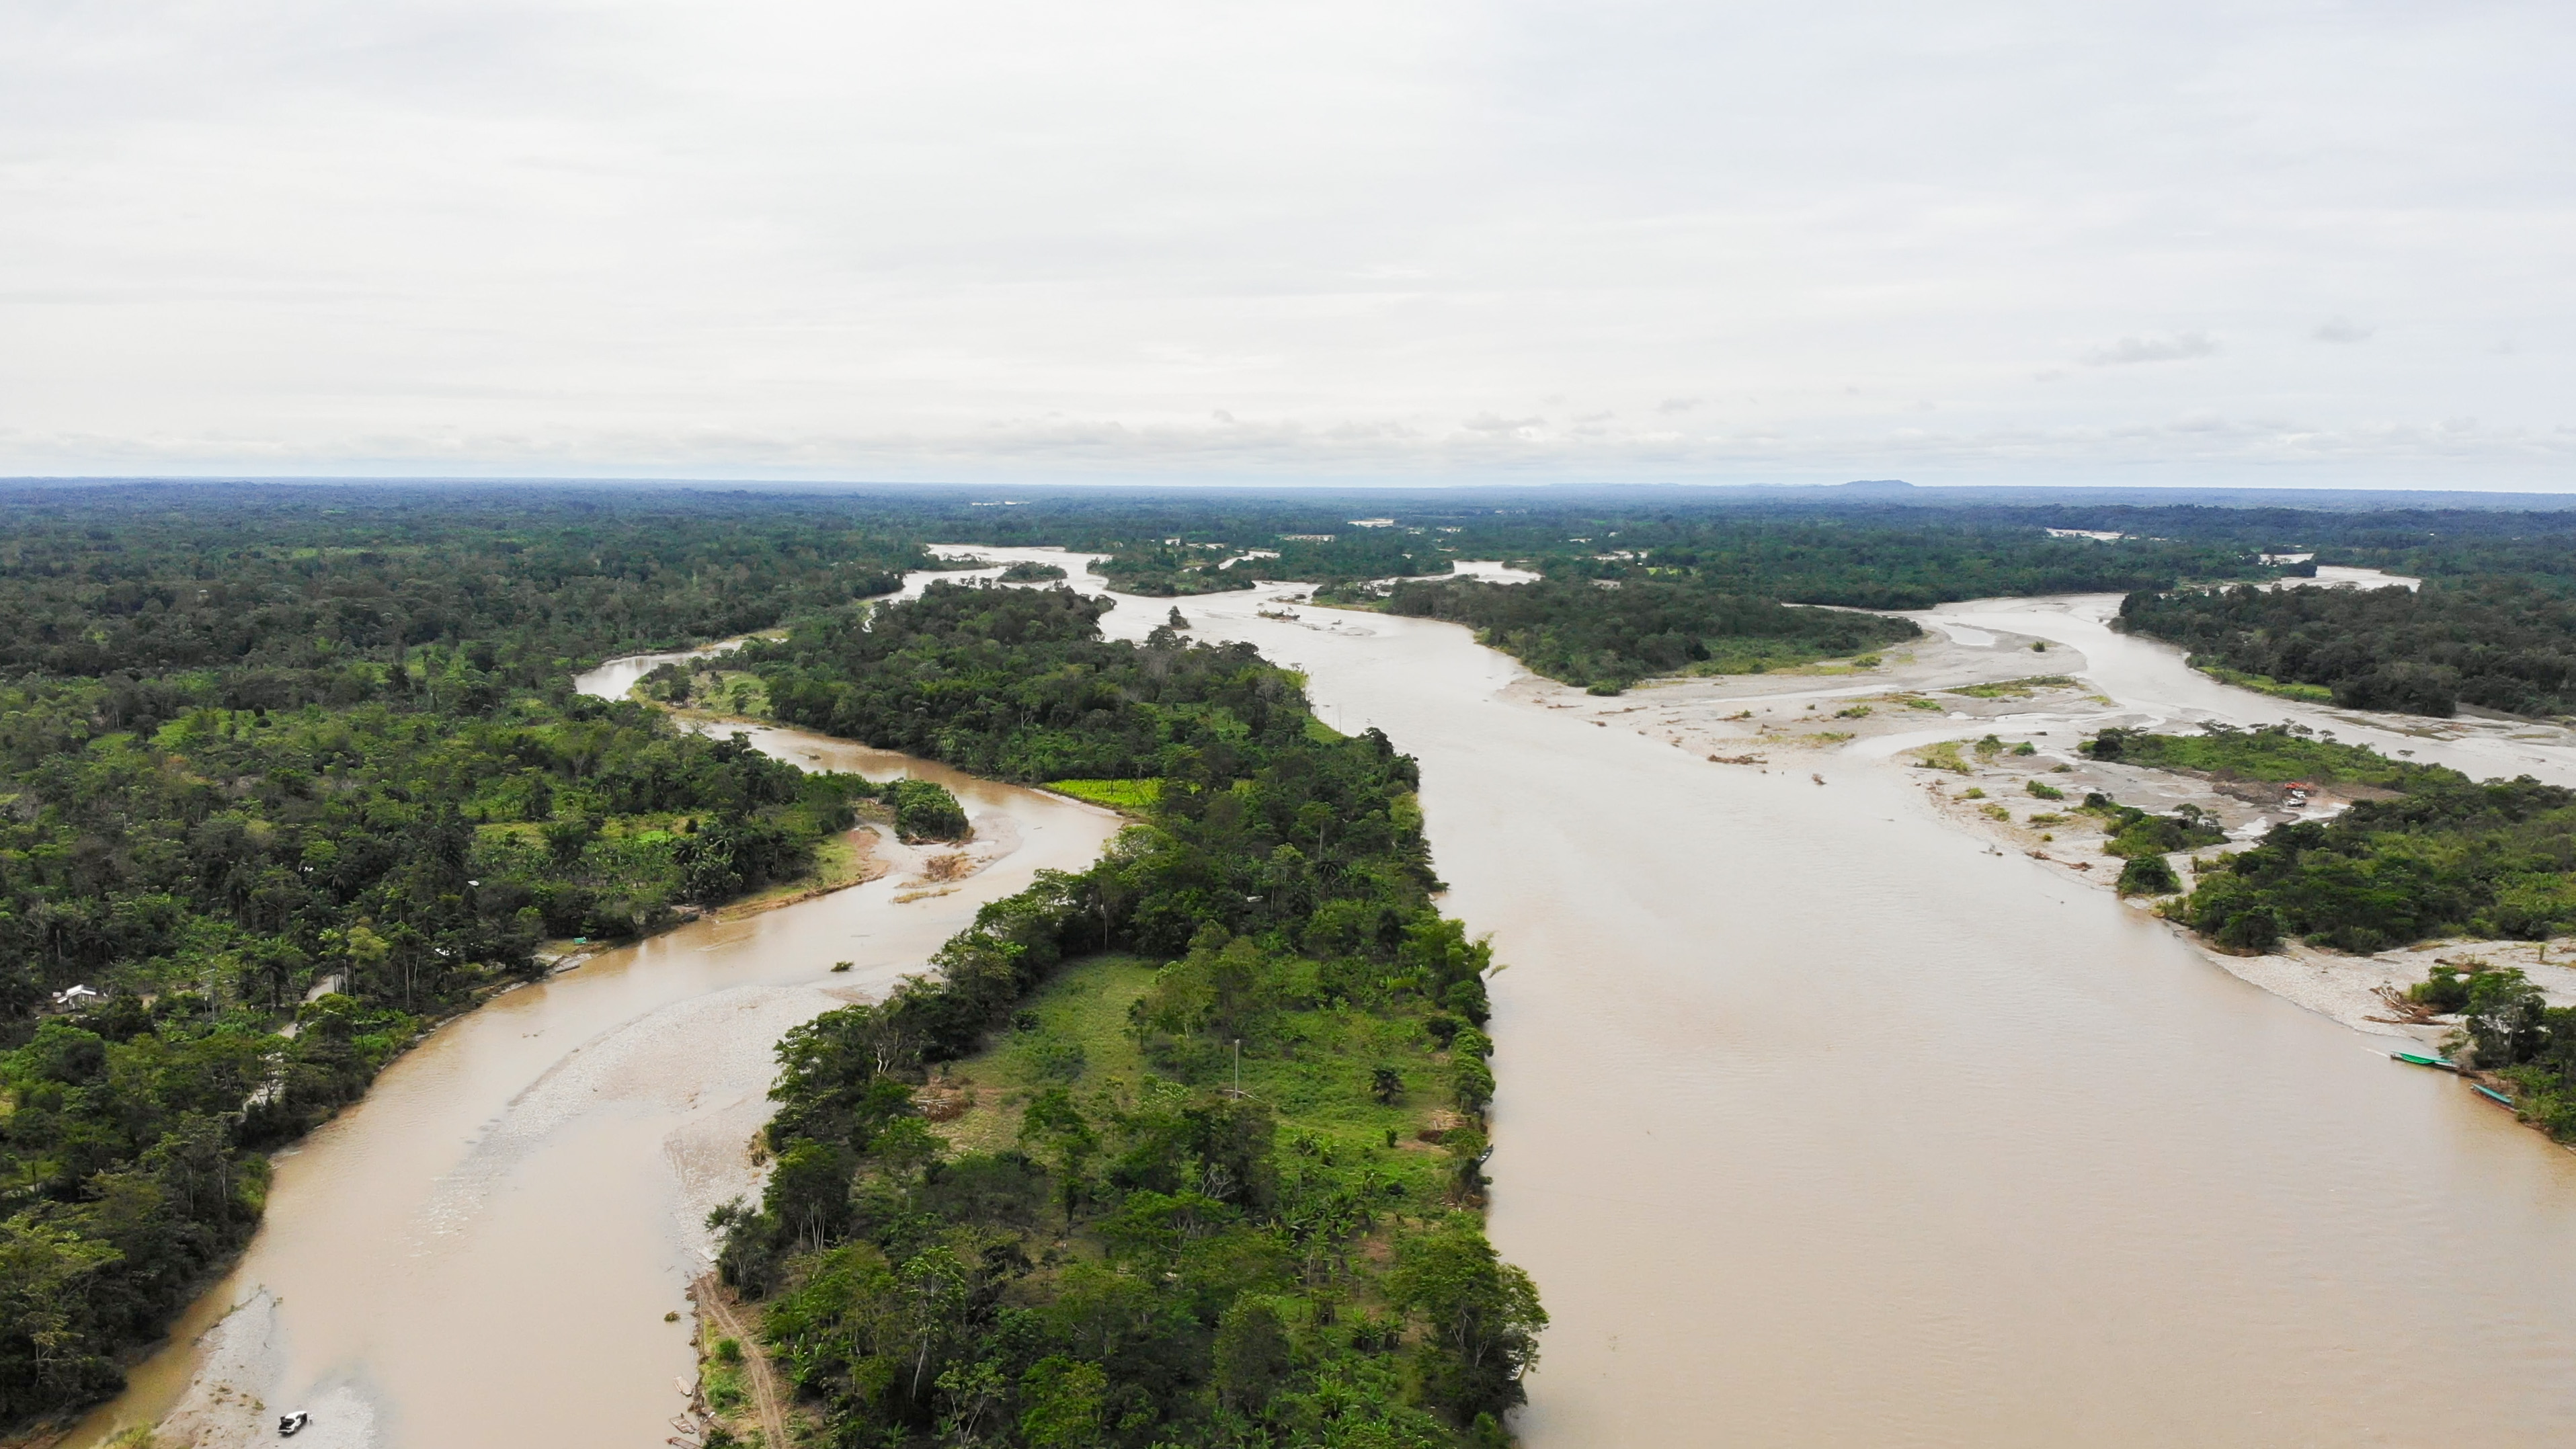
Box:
(63, 657, 1123, 1449)
(1038, 552, 2576, 1446)
(75, 554, 2576, 1447)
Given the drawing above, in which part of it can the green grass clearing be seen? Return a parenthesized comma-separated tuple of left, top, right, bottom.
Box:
(2192, 663, 2337, 704)
(1945, 675, 2077, 699)
(1042, 778, 1165, 811)
(930, 954, 1468, 1206)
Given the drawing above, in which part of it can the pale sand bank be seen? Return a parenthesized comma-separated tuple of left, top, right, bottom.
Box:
(1500, 618, 2576, 1048)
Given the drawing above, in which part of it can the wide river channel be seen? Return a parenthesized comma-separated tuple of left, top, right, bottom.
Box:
(73, 554, 2576, 1447)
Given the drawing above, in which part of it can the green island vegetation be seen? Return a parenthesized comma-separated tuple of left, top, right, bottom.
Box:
(1000, 561, 1071, 583)
(1098, 531, 1452, 599)
(2080, 724, 2576, 953)
(2175, 775, 2576, 954)
(746, 583, 1327, 784)
(711, 582, 1542, 1448)
(2075, 798, 2225, 896)
(2119, 580, 2576, 718)
(1249, 533, 1451, 592)
(1094, 544, 1258, 598)
(885, 779, 974, 843)
(1945, 675, 2075, 700)
(1369, 578, 1919, 693)
(2082, 722, 2460, 790)
(0, 490, 936, 1424)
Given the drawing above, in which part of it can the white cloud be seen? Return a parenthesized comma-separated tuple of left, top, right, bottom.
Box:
(2312, 317, 2376, 343)
(2080, 332, 2220, 366)
(1, 1, 2572, 487)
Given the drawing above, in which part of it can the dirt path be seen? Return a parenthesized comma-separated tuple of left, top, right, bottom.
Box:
(692, 1275, 791, 1449)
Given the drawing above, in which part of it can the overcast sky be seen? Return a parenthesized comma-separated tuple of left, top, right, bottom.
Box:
(3, 0, 2571, 487)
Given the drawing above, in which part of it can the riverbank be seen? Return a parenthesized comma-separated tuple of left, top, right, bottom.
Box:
(1513, 618, 2576, 1036)
(1054, 550, 2571, 1063)
(1454, 595, 2576, 1164)
(1068, 567, 2576, 1445)
(688, 1274, 799, 1449)
(48, 653, 1126, 1449)
(689, 575, 1539, 1446)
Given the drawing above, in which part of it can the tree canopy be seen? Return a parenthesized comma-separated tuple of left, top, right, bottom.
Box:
(2119, 580, 2576, 718)
(719, 583, 1541, 1447)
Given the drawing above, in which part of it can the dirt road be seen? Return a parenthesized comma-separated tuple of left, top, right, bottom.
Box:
(692, 1275, 790, 1449)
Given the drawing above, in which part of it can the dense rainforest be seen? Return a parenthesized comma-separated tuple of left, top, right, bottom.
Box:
(761, 479, 2573, 591)
(0, 488, 928, 685)
(1374, 577, 1920, 692)
(721, 583, 1541, 1448)
(0, 492, 930, 1423)
(9, 479, 2576, 1435)
(2116, 580, 2576, 718)
(1096, 531, 1453, 599)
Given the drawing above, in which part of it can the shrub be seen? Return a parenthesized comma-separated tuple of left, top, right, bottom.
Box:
(2411, 962, 2478, 1013)
(2118, 855, 2182, 896)
(887, 778, 970, 841)
(2216, 905, 2282, 952)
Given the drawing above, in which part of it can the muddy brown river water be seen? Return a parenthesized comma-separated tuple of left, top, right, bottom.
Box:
(1099, 562, 2576, 1446)
(72, 556, 2576, 1447)
(64, 655, 1123, 1449)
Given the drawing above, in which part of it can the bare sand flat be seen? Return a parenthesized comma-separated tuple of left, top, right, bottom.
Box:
(1499, 607, 2576, 1046)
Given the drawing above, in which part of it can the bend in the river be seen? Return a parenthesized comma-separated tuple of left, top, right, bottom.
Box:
(73, 552, 2576, 1448)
